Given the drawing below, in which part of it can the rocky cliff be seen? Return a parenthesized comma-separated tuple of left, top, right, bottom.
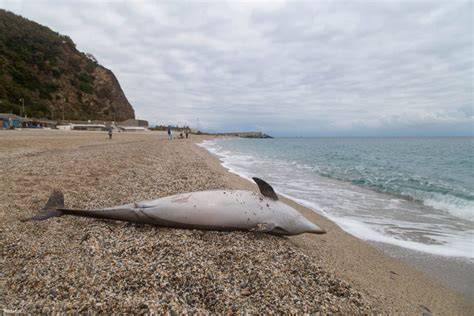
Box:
(0, 9, 135, 121)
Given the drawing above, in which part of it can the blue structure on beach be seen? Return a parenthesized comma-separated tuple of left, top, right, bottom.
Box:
(0, 113, 22, 129)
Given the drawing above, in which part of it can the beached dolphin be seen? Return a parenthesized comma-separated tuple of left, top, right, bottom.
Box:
(23, 178, 325, 236)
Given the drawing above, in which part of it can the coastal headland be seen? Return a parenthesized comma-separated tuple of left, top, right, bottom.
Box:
(1, 130, 472, 314)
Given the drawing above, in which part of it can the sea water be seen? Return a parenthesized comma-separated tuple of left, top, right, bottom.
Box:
(199, 137, 473, 259)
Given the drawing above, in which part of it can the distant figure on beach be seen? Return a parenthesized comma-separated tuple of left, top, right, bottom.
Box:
(167, 126, 172, 140)
(185, 130, 189, 139)
(179, 132, 183, 139)
(108, 126, 113, 140)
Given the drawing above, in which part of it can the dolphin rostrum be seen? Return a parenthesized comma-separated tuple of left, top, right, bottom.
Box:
(23, 177, 325, 236)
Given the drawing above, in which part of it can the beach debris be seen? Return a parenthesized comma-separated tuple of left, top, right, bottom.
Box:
(419, 304, 432, 316)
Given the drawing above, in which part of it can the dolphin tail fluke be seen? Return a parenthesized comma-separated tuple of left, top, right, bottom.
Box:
(21, 191, 65, 222)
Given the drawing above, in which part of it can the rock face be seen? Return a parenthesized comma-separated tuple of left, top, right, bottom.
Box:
(93, 66, 135, 121)
(0, 9, 135, 121)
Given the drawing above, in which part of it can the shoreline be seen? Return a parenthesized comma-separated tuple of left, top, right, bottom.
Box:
(1, 130, 472, 314)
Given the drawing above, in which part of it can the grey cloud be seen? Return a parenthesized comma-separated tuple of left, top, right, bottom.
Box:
(0, 0, 471, 136)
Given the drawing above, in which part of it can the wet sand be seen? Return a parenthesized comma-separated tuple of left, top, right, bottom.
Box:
(370, 242, 474, 298)
(1, 130, 472, 314)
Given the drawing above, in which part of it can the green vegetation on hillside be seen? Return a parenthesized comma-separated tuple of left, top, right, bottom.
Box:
(0, 9, 134, 121)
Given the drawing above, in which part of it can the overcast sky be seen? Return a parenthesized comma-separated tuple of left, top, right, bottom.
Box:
(1, 0, 472, 136)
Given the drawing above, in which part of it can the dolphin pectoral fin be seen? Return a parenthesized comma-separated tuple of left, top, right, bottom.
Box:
(250, 222, 276, 232)
(21, 191, 65, 222)
(250, 223, 290, 235)
(252, 177, 278, 200)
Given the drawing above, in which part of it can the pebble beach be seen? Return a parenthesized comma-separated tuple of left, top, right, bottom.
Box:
(1, 130, 472, 314)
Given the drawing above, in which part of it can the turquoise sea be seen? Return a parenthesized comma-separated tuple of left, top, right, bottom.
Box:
(200, 137, 473, 259)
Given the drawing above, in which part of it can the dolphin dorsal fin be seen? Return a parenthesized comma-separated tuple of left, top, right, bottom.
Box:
(252, 177, 278, 200)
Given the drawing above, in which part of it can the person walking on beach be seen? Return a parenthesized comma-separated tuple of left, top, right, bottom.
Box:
(185, 130, 189, 139)
(108, 126, 113, 140)
(167, 126, 172, 140)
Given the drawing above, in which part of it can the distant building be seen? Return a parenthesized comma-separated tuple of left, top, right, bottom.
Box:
(117, 126, 148, 132)
(70, 124, 107, 131)
(0, 115, 150, 132)
(119, 119, 148, 127)
(116, 118, 148, 132)
(22, 118, 57, 129)
(56, 124, 72, 130)
(57, 123, 106, 131)
(0, 113, 22, 129)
